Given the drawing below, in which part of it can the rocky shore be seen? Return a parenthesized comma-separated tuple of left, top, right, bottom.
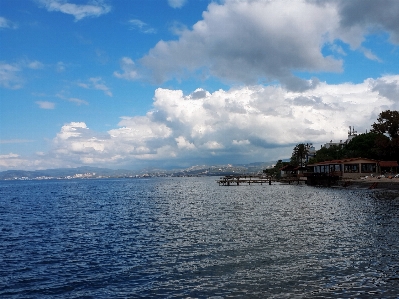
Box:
(339, 177, 399, 189)
(338, 177, 399, 200)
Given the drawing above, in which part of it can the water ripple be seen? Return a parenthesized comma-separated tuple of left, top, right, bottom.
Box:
(1, 178, 399, 298)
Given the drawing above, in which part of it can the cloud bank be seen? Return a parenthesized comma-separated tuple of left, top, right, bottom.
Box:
(2, 75, 399, 170)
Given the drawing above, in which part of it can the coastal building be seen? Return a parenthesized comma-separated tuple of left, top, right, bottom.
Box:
(280, 165, 308, 181)
(307, 158, 398, 179)
(379, 161, 399, 174)
(280, 165, 296, 178)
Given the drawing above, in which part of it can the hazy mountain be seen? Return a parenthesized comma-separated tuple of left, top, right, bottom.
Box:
(0, 161, 280, 180)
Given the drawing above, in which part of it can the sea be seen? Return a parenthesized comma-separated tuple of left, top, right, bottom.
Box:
(1, 176, 399, 298)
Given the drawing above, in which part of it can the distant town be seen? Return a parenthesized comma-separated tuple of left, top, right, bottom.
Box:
(0, 162, 276, 181)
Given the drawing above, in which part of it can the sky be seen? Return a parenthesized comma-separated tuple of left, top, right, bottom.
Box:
(1, 0, 399, 171)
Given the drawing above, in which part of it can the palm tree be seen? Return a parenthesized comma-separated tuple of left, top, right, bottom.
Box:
(291, 143, 310, 167)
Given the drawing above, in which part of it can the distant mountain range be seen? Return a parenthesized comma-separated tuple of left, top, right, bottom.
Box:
(0, 161, 281, 180)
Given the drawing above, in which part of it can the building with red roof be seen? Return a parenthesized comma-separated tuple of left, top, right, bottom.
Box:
(307, 158, 398, 179)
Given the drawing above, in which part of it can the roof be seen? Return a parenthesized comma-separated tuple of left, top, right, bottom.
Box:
(309, 158, 399, 168)
(308, 157, 378, 167)
(379, 161, 399, 167)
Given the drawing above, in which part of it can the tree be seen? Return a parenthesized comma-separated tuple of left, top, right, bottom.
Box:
(308, 145, 345, 163)
(371, 110, 399, 139)
(344, 132, 382, 160)
(290, 143, 309, 167)
(371, 110, 399, 161)
(374, 134, 394, 160)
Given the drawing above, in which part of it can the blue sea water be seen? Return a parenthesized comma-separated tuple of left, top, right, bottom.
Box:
(1, 177, 399, 298)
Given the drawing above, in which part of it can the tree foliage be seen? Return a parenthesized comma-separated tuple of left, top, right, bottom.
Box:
(308, 145, 345, 163)
(344, 132, 383, 160)
(263, 159, 289, 178)
(371, 110, 399, 139)
(371, 110, 399, 161)
(290, 143, 310, 166)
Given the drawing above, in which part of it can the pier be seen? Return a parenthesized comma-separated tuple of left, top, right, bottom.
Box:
(217, 174, 273, 186)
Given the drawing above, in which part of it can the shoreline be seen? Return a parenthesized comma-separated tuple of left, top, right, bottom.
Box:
(340, 177, 399, 190)
(337, 177, 399, 199)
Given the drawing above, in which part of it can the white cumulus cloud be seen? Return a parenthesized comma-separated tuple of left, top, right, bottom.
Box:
(3, 75, 395, 170)
(131, 0, 344, 90)
(118, 0, 399, 91)
(3, 75, 399, 170)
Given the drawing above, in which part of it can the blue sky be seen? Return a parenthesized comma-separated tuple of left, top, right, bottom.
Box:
(1, 0, 399, 171)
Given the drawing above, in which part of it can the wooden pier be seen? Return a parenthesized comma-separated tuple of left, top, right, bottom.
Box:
(217, 175, 273, 186)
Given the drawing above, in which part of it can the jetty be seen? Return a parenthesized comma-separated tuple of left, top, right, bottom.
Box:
(217, 174, 273, 186)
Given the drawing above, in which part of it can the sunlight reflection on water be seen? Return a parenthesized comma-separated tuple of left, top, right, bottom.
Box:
(1, 177, 399, 298)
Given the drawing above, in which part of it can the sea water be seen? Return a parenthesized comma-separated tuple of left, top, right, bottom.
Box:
(1, 177, 399, 298)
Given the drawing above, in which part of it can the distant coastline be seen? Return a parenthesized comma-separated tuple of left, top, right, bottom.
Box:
(0, 162, 275, 181)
